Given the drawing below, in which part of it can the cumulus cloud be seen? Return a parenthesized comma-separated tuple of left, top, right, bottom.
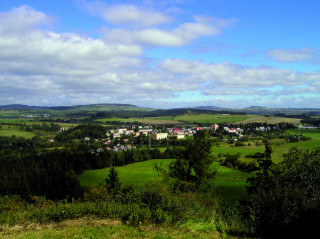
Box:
(159, 59, 320, 94)
(83, 1, 170, 28)
(267, 48, 319, 63)
(0, 5, 52, 35)
(101, 16, 236, 47)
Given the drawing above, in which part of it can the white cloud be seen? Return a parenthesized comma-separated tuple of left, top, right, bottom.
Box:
(83, 1, 170, 28)
(0, 5, 52, 35)
(267, 48, 319, 63)
(102, 16, 236, 47)
(160, 59, 320, 87)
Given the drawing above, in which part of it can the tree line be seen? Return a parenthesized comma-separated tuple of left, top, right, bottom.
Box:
(0, 138, 165, 200)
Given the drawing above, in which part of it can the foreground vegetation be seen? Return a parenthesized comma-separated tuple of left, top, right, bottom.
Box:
(0, 218, 221, 239)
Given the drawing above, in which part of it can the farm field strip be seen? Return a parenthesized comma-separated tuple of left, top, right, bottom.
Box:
(173, 114, 252, 124)
(0, 129, 36, 138)
(96, 114, 303, 125)
(96, 117, 183, 125)
(286, 128, 320, 139)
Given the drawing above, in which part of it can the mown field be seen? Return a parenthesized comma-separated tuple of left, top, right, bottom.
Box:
(96, 116, 184, 125)
(0, 129, 36, 139)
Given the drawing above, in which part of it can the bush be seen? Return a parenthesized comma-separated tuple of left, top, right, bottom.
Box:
(234, 141, 244, 147)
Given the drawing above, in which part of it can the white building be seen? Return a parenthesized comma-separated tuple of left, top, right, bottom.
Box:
(151, 133, 168, 140)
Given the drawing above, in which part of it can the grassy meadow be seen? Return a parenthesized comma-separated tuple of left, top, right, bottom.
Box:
(173, 114, 252, 124)
(79, 159, 172, 189)
(0, 120, 80, 139)
(79, 158, 252, 206)
(0, 129, 36, 139)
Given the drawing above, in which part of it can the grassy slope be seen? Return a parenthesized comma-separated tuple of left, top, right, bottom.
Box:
(79, 159, 172, 189)
(0, 120, 80, 139)
(0, 218, 221, 239)
(212, 161, 252, 205)
(79, 158, 252, 206)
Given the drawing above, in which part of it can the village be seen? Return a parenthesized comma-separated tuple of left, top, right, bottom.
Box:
(76, 122, 288, 153)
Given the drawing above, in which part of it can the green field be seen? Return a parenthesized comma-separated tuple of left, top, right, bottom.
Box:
(213, 161, 252, 205)
(0, 129, 36, 138)
(79, 158, 252, 206)
(79, 159, 172, 189)
(286, 128, 320, 139)
(174, 114, 252, 124)
(96, 116, 183, 125)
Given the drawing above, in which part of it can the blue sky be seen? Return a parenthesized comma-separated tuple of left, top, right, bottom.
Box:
(0, 0, 319, 108)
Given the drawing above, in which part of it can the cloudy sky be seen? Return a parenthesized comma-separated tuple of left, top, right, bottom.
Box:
(1, 0, 320, 108)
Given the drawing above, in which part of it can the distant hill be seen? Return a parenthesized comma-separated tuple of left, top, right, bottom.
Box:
(193, 106, 320, 115)
(0, 104, 46, 110)
(0, 103, 152, 112)
(1, 103, 320, 118)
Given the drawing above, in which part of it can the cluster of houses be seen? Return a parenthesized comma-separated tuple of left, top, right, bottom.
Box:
(85, 124, 221, 153)
(106, 123, 220, 142)
(223, 127, 244, 137)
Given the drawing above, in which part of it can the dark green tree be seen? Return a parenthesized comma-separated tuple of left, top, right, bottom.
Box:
(256, 141, 273, 176)
(105, 167, 121, 193)
(167, 130, 216, 191)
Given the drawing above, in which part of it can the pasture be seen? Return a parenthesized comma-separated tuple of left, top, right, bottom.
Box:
(0, 128, 36, 138)
(79, 159, 172, 189)
(79, 158, 252, 206)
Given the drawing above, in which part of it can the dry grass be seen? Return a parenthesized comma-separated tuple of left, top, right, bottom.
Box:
(0, 218, 222, 239)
